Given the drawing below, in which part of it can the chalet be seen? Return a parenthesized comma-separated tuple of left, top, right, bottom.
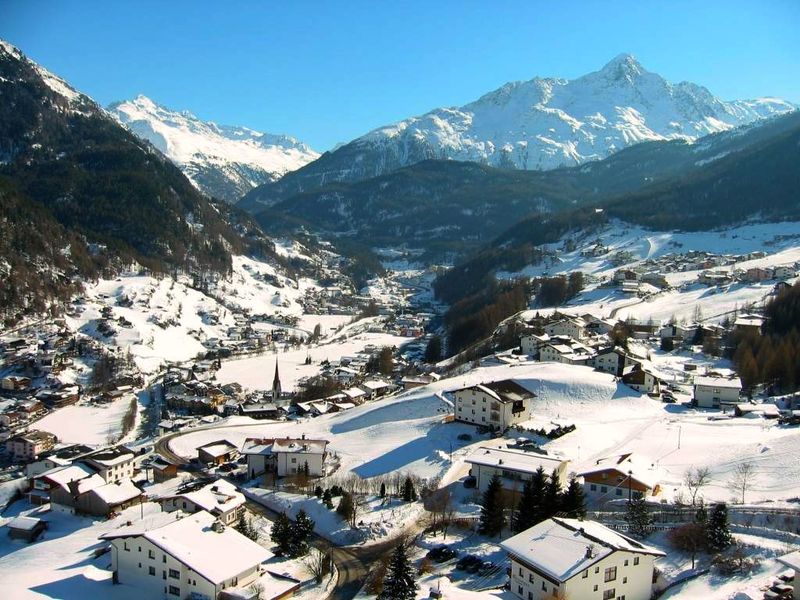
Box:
(1, 375, 32, 391)
(539, 336, 594, 365)
(334, 367, 359, 385)
(744, 266, 773, 282)
(774, 265, 796, 280)
(5, 430, 57, 462)
(699, 271, 732, 286)
(197, 440, 239, 466)
(360, 380, 394, 400)
(613, 269, 641, 283)
(238, 402, 281, 420)
(577, 453, 662, 504)
(50, 475, 142, 517)
(150, 456, 179, 483)
(81, 446, 136, 483)
(465, 446, 568, 496)
(582, 315, 617, 335)
(101, 510, 272, 600)
(591, 347, 640, 377)
(520, 333, 550, 358)
(161, 479, 245, 526)
(240, 435, 329, 478)
(621, 364, 661, 396)
(693, 376, 742, 409)
(342, 386, 367, 403)
(733, 403, 780, 419)
(35, 385, 80, 408)
(502, 518, 664, 600)
(400, 374, 439, 390)
(453, 380, 533, 431)
(30, 463, 98, 505)
(733, 314, 764, 335)
(544, 317, 588, 341)
(6, 516, 48, 543)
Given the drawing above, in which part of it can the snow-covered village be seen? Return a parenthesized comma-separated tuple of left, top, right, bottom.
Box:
(1, 3, 800, 600)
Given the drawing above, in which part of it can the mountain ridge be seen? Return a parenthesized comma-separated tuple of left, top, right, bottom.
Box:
(240, 53, 794, 210)
(107, 94, 319, 202)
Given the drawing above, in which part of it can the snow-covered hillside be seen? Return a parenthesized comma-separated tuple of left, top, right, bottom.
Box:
(108, 95, 319, 202)
(359, 54, 793, 171)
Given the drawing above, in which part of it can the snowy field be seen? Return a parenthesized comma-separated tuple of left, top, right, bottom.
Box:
(215, 329, 409, 393)
(36, 397, 134, 445)
(179, 362, 800, 504)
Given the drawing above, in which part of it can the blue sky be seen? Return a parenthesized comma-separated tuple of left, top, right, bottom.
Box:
(1, 0, 798, 150)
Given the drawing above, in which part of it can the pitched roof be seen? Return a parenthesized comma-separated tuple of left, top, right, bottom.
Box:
(777, 549, 800, 571)
(180, 480, 244, 514)
(694, 376, 742, 389)
(501, 518, 664, 583)
(90, 479, 142, 506)
(577, 453, 662, 490)
(465, 447, 566, 475)
(455, 379, 536, 404)
(143, 511, 272, 584)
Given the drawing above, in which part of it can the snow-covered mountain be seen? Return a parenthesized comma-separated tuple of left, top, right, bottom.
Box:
(108, 95, 319, 202)
(241, 54, 794, 208)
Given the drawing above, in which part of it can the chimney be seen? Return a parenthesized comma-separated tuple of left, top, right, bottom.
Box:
(301, 433, 306, 440)
(585, 544, 595, 559)
(212, 520, 225, 533)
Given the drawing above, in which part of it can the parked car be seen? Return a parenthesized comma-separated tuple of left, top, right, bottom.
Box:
(426, 545, 458, 563)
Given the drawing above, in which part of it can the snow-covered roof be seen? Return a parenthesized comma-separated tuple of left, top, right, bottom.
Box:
(90, 479, 142, 505)
(465, 447, 566, 475)
(39, 463, 96, 487)
(7, 516, 46, 531)
(454, 379, 535, 404)
(501, 518, 664, 583)
(342, 387, 366, 399)
(83, 446, 135, 467)
(361, 380, 391, 391)
(577, 453, 662, 490)
(198, 441, 237, 458)
(272, 438, 328, 454)
(180, 479, 244, 514)
(143, 511, 272, 584)
(778, 550, 800, 572)
(241, 438, 275, 456)
(694, 376, 742, 389)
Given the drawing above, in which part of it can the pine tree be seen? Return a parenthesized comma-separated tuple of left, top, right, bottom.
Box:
(289, 509, 315, 557)
(707, 502, 733, 552)
(542, 469, 561, 520)
(378, 542, 418, 600)
(402, 476, 417, 502)
(479, 474, 506, 537)
(624, 497, 652, 537)
(337, 492, 355, 524)
(314, 485, 323, 498)
(560, 477, 587, 519)
(270, 512, 292, 555)
(380, 482, 386, 498)
(322, 488, 334, 509)
(513, 479, 537, 533)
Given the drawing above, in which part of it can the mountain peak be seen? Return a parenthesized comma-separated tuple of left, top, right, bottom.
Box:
(597, 53, 646, 82)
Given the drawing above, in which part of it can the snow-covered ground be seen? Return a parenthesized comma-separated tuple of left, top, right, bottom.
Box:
(35, 396, 134, 445)
(215, 328, 408, 393)
(178, 362, 800, 504)
(503, 220, 800, 324)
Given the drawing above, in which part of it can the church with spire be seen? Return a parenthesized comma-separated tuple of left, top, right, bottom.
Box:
(272, 358, 282, 400)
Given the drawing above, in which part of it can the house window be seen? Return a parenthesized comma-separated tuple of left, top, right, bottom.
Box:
(590, 484, 597, 491)
(169, 569, 180, 579)
(541, 582, 547, 592)
(148, 550, 155, 559)
(148, 566, 155, 576)
(624, 559, 629, 566)
(529, 574, 534, 583)
(138, 563, 141, 568)
(616, 489, 623, 496)
(593, 585, 598, 592)
(603, 589, 615, 600)
(528, 593, 533, 600)
(595, 567, 600, 574)
(633, 557, 640, 566)
(623, 577, 628, 584)
(517, 586, 523, 594)
(604, 566, 617, 582)
(518, 568, 523, 576)
(163, 554, 167, 563)
(601, 486, 608, 493)
(168, 585, 180, 596)
(123, 541, 129, 551)
(582, 569, 588, 579)
(291, 457, 297, 463)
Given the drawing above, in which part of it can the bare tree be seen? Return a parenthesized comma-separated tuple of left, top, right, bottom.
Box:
(684, 467, 712, 506)
(304, 547, 333, 583)
(728, 462, 755, 504)
(427, 486, 452, 536)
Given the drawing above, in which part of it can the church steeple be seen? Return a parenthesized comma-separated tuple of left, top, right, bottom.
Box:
(272, 358, 282, 399)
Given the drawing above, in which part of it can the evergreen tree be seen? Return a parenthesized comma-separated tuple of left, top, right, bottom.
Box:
(479, 474, 506, 537)
(322, 488, 334, 509)
(380, 482, 386, 498)
(235, 514, 259, 542)
(314, 485, 323, 498)
(270, 512, 292, 555)
(513, 479, 537, 533)
(542, 469, 561, 520)
(378, 542, 418, 600)
(337, 492, 355, 524)
(424, 335, 442, 363)
(624, 497, 652, 537)
(289, 509, 315, 557)
(560, 477, 587, 519)
(402, 476, 417, 502)
(707, 503, 733, 552)
(528, 466, 548, 524)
